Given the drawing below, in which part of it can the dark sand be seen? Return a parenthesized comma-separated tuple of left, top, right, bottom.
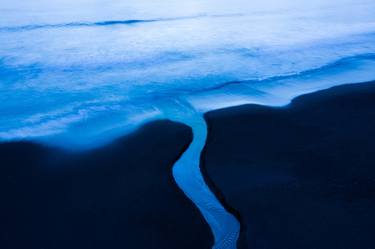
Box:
(0, 121, 212, 249)
(203, 81, 375, 249)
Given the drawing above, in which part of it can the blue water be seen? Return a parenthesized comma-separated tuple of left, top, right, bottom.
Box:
(1, 0, 375, 248)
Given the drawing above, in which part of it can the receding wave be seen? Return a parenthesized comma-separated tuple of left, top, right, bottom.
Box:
(1, 52, 375, 146)
(186, 52, 375, 111)
(186, 53, 375, 95)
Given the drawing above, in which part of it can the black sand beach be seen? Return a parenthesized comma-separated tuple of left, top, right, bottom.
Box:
(1, 82, 375, 249)
(0, 121, 212, 249)
(203, 81, 375, 249)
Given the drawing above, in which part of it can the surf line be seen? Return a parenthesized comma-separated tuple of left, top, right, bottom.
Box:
(164, 99, 240, 249)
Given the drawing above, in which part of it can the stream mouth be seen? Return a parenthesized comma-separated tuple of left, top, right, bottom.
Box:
(165, 100, 240, 249)
(163, 55, 375, 247)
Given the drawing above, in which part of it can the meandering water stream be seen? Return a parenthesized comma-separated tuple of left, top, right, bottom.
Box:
(162, 55, 375, 248)
(166, 100, 240, 248)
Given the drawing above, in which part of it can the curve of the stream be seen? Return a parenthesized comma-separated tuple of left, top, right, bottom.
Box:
(166, 100, 240, 249)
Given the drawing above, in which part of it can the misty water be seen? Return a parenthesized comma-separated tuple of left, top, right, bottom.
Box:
(1, 0, 375, 248)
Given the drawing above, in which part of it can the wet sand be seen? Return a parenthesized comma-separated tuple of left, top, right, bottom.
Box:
(202, 81, 375, 249)
(0, 121, 212, 249)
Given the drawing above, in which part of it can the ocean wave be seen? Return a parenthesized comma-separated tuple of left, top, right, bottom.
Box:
(190, 53, 375, 94)
(0, 13, 244, 32)
(186, 52, 375, 111)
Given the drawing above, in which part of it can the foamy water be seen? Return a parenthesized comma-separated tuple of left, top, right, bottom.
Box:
(1, 0, 375, 147)
(1, 1, 375, 248)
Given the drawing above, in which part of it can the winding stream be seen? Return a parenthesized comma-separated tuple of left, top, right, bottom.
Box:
(162, 55, 375, 248)
(170, 107, 240, 249)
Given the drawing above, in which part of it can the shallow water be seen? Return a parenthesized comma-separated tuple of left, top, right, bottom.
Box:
(1, 1, 375, 248)
(170, 108, 240, 249)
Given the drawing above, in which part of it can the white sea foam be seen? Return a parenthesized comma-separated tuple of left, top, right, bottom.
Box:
(0, 0, 374, 145)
